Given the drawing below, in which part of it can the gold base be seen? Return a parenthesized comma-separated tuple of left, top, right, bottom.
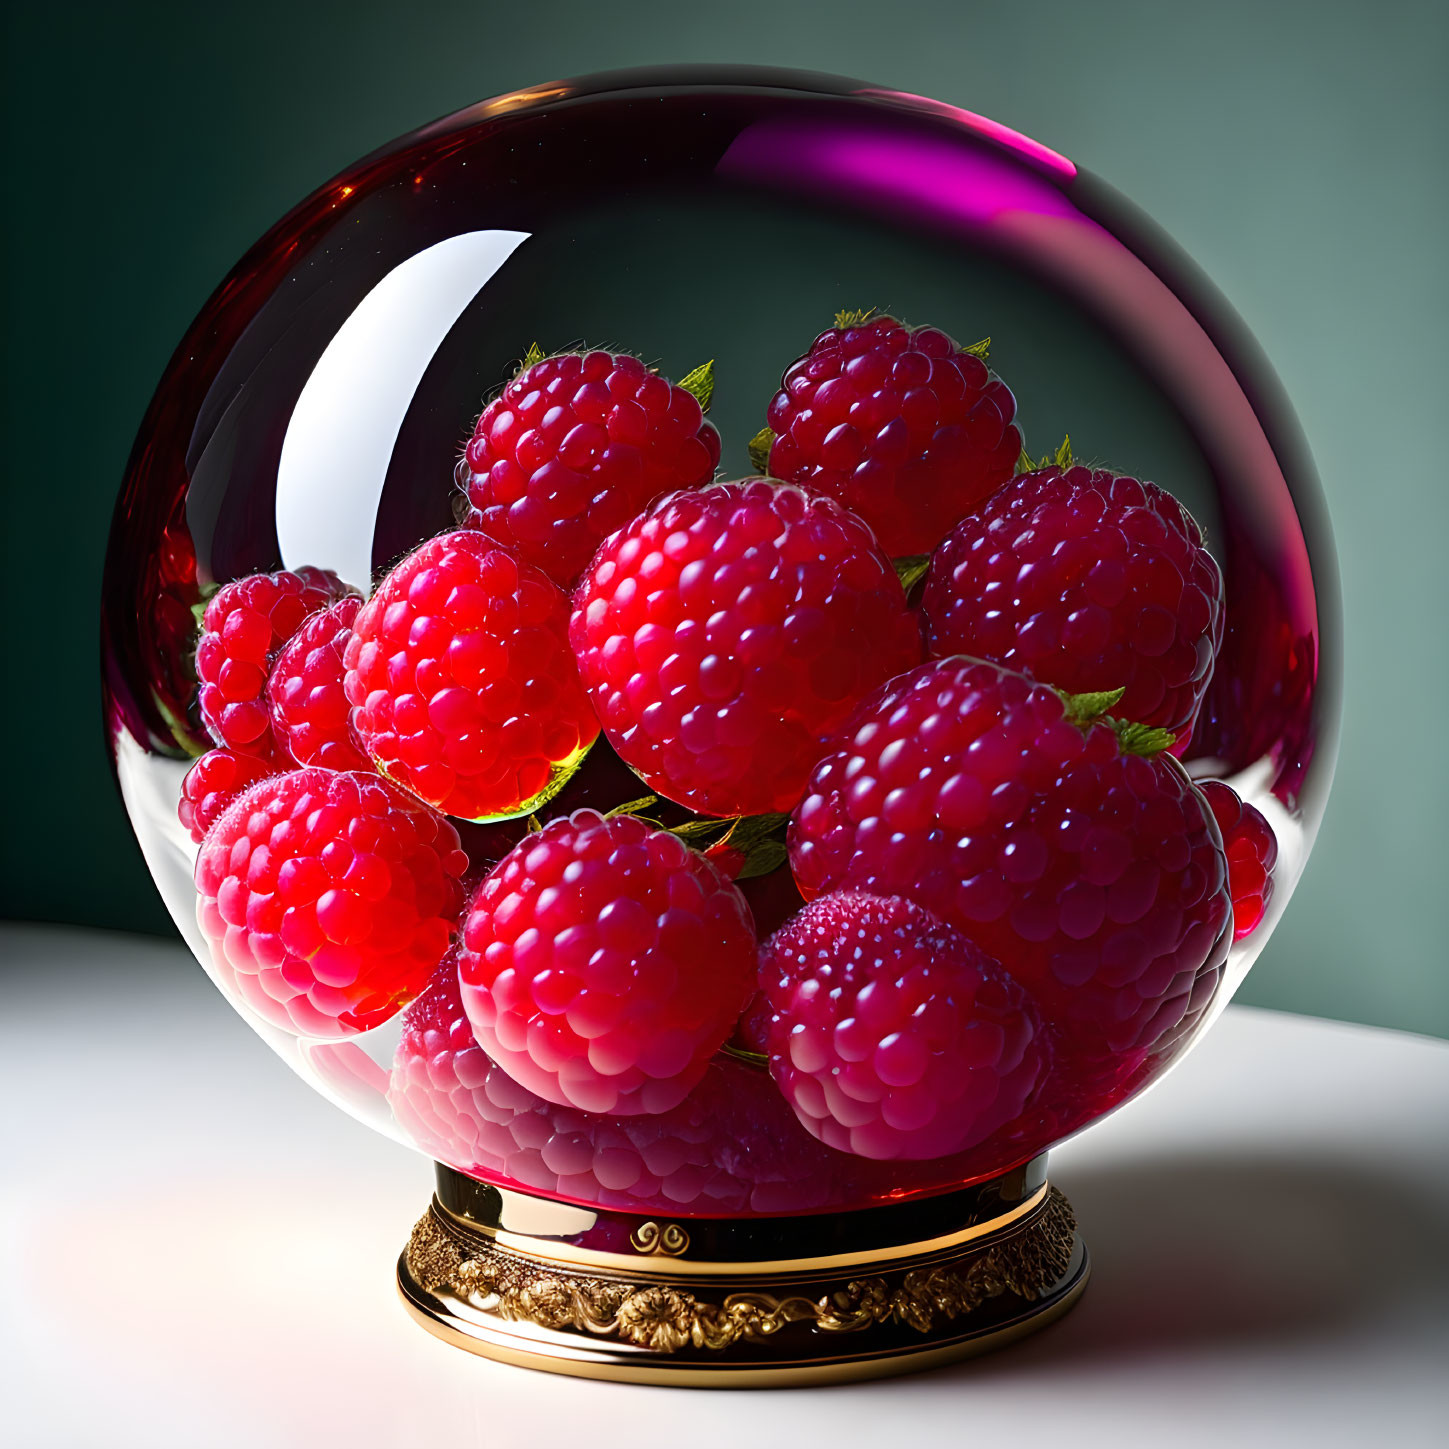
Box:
(397, 1163, 1088, 1386)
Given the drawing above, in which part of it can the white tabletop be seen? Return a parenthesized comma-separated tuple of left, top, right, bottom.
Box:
(3, 923, 1446, 1447)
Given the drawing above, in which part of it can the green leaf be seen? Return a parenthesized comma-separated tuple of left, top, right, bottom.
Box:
(606, 795, 659, 818)
(736, 839, 789, 880)
(1110, 718, 1177, 757)
(1059, 685, 1126, 725)
(748, 426, 775, 474)
(517, 341, 544, 374)
(676, 359, 715, 412)
(893, 554, 931, 595)
(834, 306, 877, 328)
(962, 335, 991, 359)
(729, 812, 789, 848)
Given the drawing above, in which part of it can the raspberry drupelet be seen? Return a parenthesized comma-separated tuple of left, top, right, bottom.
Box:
(570, 479, 921, 818)
(764, 314, 1021, 556)
(177, 748, 277, 844)
(789, 657, 1232, 1064)
(922, 464, 1225, 739)
(194, 769, 468, 1037)
(343, 531, 600, 822)
(456, 809, 757, 1116)
(267, 595, 370, 770)
(1197, 779, 1279, 939)
(760, 891, 1046, 1160)
(464, 350, 721, 587)
(196, 566, 354, 756)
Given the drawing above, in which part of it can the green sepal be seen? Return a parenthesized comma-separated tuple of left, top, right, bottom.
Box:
(834, 306, 877, 328)
(150, 689, 207, 759)
(1109, 719, 1178, 757)
(606, 795, 659, 819)
(676, 359, 715, 412)
(516, 341, 545, 375)
(1015, 434, 1074, 474)
(748, 426, 775, 474)
(962, 336, 991, 359)
(189, 579, 221, 630)
(893, 554, 932, 595)
(1058, 685, 1126, 725)
(722, 1042, 769, 1068)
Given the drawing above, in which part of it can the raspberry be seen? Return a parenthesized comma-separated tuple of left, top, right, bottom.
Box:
(343, 531, 599, 822)
(463, 351, 721, 586)
(196, 566, 353, 756)
(267, 596, 370, 770)
(570, 479, 921, 817)
(177, 748, 277, 844)
(789, 658, 1232, 1062)
(194, 768, 468, 1037)
(764, 315, 1021, 556)
(457, 809, 756, 1115)
(1197, 780, 1278, 938)
(922, 465, 1225, 738)
(391, 964, 852, 1213)
(759, 892, 1045, 1160)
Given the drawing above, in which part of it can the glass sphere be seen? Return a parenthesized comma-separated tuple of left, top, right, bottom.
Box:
(103, 67, 1338, 1218)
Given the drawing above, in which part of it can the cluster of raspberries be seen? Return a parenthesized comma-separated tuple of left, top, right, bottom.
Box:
(178, 315, 1278, 1186)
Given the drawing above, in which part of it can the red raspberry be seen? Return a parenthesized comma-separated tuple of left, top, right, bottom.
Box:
(764, 315, 1021, 556)
(463, 351, 721, 586)
(922, 465, 1225, 738)
(267, 596, 370, 770)
(195, 768, 468, 1038)
(343, 531, 599, 822)
(570, 479, 921, 817)
(196, 566, 353, 756)
(391, 964, 853, 1213)
(1197, 780, 1278, 938)
(760, 892, 1045, 1160)
(177, 748, 277, 843)
(789, 658, 1232, 1063)
(457, 809, 756, 1115)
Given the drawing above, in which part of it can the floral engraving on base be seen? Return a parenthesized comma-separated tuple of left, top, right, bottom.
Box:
(404, 1188, 1077, 1354)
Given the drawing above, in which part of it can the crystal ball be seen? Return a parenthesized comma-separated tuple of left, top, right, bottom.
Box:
(103, 67, 1338, 1217)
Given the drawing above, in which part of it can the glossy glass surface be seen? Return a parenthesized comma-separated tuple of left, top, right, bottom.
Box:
(103, 67, 1338, 1218)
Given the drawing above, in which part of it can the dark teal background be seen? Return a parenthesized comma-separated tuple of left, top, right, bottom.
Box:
(3, 0, 1444, 1037)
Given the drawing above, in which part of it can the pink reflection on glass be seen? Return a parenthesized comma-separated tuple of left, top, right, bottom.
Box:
(855, 87, 1078, 180)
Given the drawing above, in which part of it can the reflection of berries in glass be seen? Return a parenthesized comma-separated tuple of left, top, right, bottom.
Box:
(761, 891, 1046, 1160)
(570, 479, 920, 817)
(1198, 780, 1278, 938)
(790, 658, 1232, 1064)
(464, 351, 721, 588)
(765, 314, 1020, 556)
(390, 965, 843, 1213)
(196, 567, 353, 757)
(195, 769, 468, 1037)
(457, 810, 756, 1115)
(267, 596, 370, 771)
(343, 531, 599, 822)
(147, 499, 208, 753)
(923, 464, 1224, 738)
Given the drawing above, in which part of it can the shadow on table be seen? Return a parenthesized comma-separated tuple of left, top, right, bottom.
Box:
(943, 1147, 1449, 1376)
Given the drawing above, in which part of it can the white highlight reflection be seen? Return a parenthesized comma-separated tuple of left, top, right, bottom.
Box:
(276, 229, 530, 592)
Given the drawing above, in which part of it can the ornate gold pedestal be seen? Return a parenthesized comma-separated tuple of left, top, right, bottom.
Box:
(398, 1159, 1088, 1386)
